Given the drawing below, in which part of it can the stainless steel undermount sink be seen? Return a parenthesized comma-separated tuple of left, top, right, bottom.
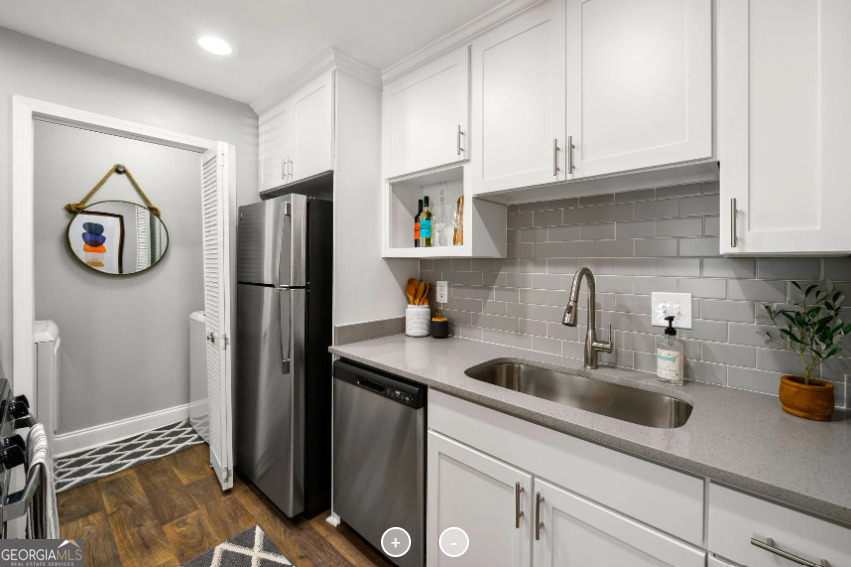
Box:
(465, 359, 693, 429)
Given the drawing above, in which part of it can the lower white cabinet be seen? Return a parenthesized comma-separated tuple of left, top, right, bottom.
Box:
(427, 431, 532, 567)
(533, 478, 705, 567)
(708, 483, 851, 567)
(427, 429, 705, 567)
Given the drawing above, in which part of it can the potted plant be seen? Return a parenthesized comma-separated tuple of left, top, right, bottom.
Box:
(762, 281, 851, 421)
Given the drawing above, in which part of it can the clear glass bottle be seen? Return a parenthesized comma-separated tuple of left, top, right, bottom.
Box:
(420, 196, 433, 247)
(656, 316, 684, 385)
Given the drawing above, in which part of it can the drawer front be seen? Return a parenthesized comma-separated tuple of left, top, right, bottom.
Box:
(709, 483, 851, 567)
(429, 390, 704, 546)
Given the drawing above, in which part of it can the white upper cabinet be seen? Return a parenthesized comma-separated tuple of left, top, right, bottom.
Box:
(427, 431, 532, 567)
(719, 0, 851, 255)
(533, 478, 705, 567)
(258, 71, 334, 192)
(259, 102, 293, 191)
(471, 0, 567, 194)
(565, 0, 712, 178)
(291, 72, 335, 182)
(383, 48, 470, 179)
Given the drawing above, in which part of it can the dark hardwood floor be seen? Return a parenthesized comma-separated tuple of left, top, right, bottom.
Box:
(58, 444, 394, 567)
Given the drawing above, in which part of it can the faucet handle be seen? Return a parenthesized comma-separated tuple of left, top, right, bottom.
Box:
(593, 325, 614, 353)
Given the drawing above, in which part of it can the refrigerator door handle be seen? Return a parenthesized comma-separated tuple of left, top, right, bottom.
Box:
(279, 290, 292, 375)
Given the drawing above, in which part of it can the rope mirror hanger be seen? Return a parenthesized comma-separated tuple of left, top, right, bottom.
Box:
(64, 163, 161, 216)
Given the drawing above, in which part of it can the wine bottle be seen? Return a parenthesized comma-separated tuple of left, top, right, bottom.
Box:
(420, 196, 433, 247)
(414, 199, 423, 248)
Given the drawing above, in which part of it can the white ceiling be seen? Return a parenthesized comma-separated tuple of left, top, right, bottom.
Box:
(0, 0, 507, 105)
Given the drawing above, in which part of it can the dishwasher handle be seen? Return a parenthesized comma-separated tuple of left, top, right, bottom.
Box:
(333, 359, 426, 409)
(356, 377, 386, 394)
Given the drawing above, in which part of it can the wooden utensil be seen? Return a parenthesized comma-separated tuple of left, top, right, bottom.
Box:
(406, 278, 418, 304)
(420, 282, 430, 305)
(414, 282, 427, 305)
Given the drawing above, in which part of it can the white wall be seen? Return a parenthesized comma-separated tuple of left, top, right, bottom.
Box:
(333, 70, 416, 326)
(0, 27, 259, 382)
(34, 121, 204, 433)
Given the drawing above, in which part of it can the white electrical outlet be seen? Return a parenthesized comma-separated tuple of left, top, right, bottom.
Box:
(436, 281, 449, 304)
(651, 292, 693, 329)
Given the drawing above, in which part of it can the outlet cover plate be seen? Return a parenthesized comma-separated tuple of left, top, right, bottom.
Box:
(436, 280, 449, 304)
(651, 292, 693, 329)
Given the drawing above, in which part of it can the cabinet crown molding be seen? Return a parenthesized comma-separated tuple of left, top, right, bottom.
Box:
(381, 0, 543, 85)
(252, 47, 381, 115)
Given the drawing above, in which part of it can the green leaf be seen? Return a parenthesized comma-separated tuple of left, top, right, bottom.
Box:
(780, 329, 803, 344)
(792, 281, 802, 291)
(825, 347, 841, 360)
(805, 284, 819, 296)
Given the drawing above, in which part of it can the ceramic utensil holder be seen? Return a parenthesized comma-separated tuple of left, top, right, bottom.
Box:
(405, 305, 431, 337)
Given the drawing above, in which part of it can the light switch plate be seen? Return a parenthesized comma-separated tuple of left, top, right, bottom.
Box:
(436, 281, 449, 304)
(651, 292, 693, 329)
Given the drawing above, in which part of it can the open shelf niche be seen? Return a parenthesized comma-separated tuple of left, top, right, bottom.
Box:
(383, 164, 506, 258)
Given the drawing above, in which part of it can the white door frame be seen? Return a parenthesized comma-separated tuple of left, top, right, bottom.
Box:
(11, 96, 216, 409)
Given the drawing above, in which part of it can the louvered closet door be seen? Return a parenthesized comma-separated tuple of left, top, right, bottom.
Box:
(201, 142, 235, 491)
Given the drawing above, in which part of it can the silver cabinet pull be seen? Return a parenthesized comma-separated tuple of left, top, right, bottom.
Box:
(567, 135, 575, 173)
(515, 482, 524, 529)
(281, 156, 287, 181)
(289, 158, 294, 180)
(750, 537, 827, 567)
(457, 125, 464, 156)
(535, 492, 544, 541)
(731, 198, 737, 248)
(553, 139, 559, 176)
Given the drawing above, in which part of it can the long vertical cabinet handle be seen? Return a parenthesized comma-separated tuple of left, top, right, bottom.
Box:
(567, 135, 575, 173)
(288, 158, 293, 181)
(553, 139, 559, 176)
(731, 198, 738, 248)
(282, 156, 287, 181)
(535, 492, 544, 541)
(457, 125, 464, 156)
(515, 483, 524, 528)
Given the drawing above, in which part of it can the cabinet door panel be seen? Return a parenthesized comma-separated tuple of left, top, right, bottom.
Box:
(719, 0, 851, 254)
(384, 48, 469, 178)
(471, 0, 566, 194)
(533, 479, 705, 567)
(566, 0, 712, 178)
(427, 431, 532, 567)
(259, 103, 292, 191)
(292, 72, 334, 182)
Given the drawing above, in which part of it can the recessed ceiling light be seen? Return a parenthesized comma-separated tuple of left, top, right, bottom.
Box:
(198, 35, 235, 56)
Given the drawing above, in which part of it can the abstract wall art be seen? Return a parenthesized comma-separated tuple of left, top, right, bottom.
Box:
(67, 211, 124, 273)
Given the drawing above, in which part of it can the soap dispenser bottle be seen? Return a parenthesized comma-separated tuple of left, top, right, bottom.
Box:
(656, 316, 684, 385)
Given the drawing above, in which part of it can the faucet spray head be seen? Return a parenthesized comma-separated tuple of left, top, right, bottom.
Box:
(563, 300, 579, 326)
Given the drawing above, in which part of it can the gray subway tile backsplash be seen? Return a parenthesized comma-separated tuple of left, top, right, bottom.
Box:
(420, 182, 851, 405)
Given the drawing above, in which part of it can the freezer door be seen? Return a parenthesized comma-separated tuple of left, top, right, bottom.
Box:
(236, 284, 306, 516)
(236, 195, 306, 287)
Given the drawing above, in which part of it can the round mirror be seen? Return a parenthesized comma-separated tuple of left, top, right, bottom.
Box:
(66, 200, 169, 275)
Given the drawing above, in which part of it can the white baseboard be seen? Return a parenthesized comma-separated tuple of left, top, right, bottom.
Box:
(53, 403, 190, 458)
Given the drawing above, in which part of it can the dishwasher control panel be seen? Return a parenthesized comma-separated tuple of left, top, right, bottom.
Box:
(333, 359, 426, 409)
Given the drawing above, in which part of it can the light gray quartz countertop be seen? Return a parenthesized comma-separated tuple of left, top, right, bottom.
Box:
(330, 334, 851, 527)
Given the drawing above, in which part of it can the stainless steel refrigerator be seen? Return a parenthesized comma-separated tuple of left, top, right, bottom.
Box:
(235, 193, 332, 518)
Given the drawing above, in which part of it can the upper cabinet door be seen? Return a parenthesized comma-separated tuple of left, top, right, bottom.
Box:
(428, 431, 532, 567)
(719, 0, 851, 255)
(471, 0, 567, 195)
(291, 72, 335, 183)
(565, 0, 712, 179)
(532, 478, 705, 567)
(384, 48, 470, 179)
(259, 101, 293, 192)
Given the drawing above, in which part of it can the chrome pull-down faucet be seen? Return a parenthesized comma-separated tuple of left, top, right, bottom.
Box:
(562, 267, 613, 370)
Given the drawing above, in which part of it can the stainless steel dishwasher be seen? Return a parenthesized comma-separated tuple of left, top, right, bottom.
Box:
(333, 359, 425, 567)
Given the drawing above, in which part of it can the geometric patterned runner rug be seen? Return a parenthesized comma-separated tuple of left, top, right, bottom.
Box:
(180, 525, 294, 566)
(53, 419, 204, 493)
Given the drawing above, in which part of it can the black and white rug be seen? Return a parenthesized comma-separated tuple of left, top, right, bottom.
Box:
(181, 525, 293, 566)
(54, 419, 205, 493)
